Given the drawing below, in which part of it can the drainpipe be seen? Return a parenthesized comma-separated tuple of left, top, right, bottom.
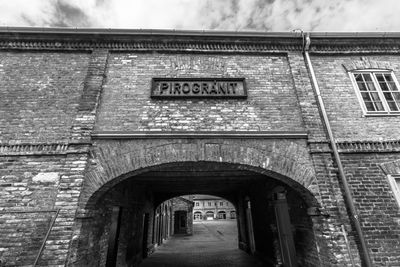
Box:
(33, 209, 60, 266)
(302, 32, 373, 267)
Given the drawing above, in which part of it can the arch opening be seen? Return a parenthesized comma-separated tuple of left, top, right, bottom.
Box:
(74, 161, 322, 267)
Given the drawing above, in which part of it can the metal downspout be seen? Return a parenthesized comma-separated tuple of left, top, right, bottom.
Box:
(302, 33, 373, 267)
(33, 208, 60, 266)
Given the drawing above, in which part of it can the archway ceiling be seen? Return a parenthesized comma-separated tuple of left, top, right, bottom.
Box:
(130, 162, 268, 195)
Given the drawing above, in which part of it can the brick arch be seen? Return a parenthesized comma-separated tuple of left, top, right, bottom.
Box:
(80, 140, 320, 208)
(380, 159, 400, 175)
(342, 59, 392, 72)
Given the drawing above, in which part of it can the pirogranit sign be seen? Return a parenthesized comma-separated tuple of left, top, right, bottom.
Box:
(151, 78, 247, 99)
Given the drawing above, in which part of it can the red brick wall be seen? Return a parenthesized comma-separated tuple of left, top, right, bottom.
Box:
(95, 53, 304, 132)
(307, 54, 400, 266)
(0, 38, 398, 267)
(0, 52, 90, 143)
(0, 154, 87, 266)
(311, 55, 400, 141)
(341, 153, 400, 265)
(0, 50, 105, 266)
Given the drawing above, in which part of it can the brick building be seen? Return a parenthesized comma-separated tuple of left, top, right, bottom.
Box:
(193, 195, 236, 220)
(170, 196, 194, 234)
(0, 28, 399, 266)
(147, 196, 193, 256)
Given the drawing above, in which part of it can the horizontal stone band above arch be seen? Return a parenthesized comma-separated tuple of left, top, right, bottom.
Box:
(91, 131, 309, 139)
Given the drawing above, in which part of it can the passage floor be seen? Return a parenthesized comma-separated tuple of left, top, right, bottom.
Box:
(139, 220, 267, 267)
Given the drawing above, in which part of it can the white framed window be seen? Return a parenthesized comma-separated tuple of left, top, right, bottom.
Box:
(387, 174, 400, 207)
(350, 70, 400, 115)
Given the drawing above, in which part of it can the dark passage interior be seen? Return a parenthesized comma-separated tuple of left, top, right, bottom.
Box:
(139, 213, 264, 267)
(76, 162, 321, 267)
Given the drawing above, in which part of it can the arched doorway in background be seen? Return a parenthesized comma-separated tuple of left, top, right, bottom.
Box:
(218, 211, 226, 219)
(230, 211, 236, 219)
(194, 212, 202, 220)
(205, 211, 214, 220)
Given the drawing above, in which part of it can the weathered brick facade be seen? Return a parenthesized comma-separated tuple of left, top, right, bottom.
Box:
(0, 28, 399, 266)
(96, 53, 303, 132)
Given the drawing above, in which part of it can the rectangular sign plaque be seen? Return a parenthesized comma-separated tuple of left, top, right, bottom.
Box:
(151, 78, 247, 99)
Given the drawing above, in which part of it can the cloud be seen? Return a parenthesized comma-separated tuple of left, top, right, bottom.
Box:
(0, 0, 399, 31)
(195, 0, 400, 31)
(0, 0, 54, 26)
(51, 1, 91, 27)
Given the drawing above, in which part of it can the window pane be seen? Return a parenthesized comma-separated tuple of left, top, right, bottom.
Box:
(384, 74, 393, 82)
(370, 92, 381, 101)
(383, 92, 395, 101)
(384, 74, 399, 91)
(363, 73, 372, 81)
(376, 74, 385, 82)
(361, 92, 371, 101)
(374, 101, 385, 111)
(370, 92, 384, 111)
(387, 101, 399, 111)
(357, 81, 367, 91)
(393, 92, 400, 101)
(354, 73, 363, 82)
(388, 81, 398, 91)
(364, 101, 375, 111)
(355, 74, 369, 91)
(363, 74, 376, 92)
(379, 81, 390, 91)
(366, 80, 376, 91)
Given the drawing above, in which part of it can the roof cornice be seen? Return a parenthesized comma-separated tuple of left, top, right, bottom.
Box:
(1, 27, 400, 53)
(0, 27, 302, 52)
(0, 26, 301, 38)
(3, 27, 400, 39)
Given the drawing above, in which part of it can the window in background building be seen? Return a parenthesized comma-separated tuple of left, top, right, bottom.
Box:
(208, 202, 211, 206)
(350, 71, 400, 115)
(220, 202, 223, 206)
(230, 210, 236, 219)
(195, 202, 199, 206)
(388, 174, 400, 207)
(218, 211, 226, 219)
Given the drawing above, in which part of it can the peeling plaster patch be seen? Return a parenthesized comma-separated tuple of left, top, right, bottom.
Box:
(32, 172, 60, 183)
(263, 158, 270, 168)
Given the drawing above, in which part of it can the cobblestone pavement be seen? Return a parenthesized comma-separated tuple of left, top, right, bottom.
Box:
(139, 220, 267, 267)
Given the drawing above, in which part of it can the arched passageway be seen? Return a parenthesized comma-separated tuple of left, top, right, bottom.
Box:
(74, 161, 322, 267)
(193, 212, 202, 220)
(218, 211, 226, 219)
(139, 194, 245, 266)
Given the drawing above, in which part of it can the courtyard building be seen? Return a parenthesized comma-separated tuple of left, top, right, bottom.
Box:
(0, 28, 400, 267)
(193, 195, 236, 220)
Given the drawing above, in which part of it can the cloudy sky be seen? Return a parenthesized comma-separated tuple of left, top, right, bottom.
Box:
(0, 0, 399, 32)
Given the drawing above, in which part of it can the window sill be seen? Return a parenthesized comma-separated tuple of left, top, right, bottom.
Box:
(363, 112, 400, 117)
